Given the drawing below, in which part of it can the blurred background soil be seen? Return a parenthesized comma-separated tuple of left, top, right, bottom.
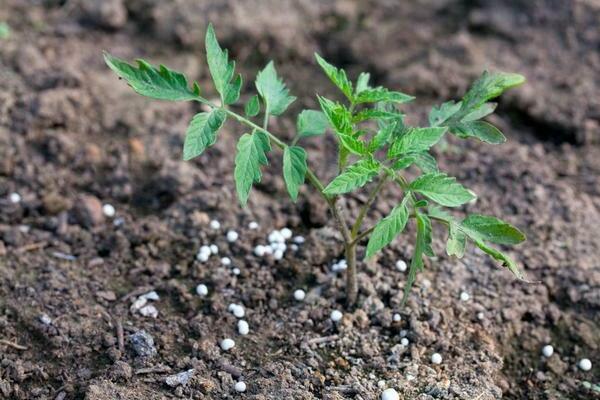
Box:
(0, 0, 599, 399)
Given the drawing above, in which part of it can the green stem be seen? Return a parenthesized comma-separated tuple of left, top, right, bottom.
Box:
(350, 173, 389, 238)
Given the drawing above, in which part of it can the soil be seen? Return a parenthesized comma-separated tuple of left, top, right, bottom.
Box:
(1, 1, 599, 399)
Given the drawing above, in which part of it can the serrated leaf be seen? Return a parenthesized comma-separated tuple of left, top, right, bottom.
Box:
(472, 238, 525, 280)
(392, 152, 438, 173)
(182, 109, 227, 160)
(283, 146, 307, 202)
(352, 109, 401, 123)
(355, 72, 371, 94)
(205, 24, 241, 105)
(460, 215, 525, 245)
(429, 100, 462, 127)
(461, 71, 525, 112)
(314, 53, 353, 100)
(402, 213, 433, 304)
(297, 110, 328, 137)
(354, 87, 414, 104)
(461, 102, 497, 122)
(451, 121, 506, 144)
(256, 61, 296, 116)
(337, 133, 368, 156)
(245, 95, 260, 117)
(317, 96, 353, 135)
(388, 127, 447, 158)
(446, 223, 466, 258)
(234, 131, 271, 206)
(104, 53, 200, 101)
(368, 123, 396, 152)
(365, 197, 409, 258)
(410, 173, 475, 207)
(323, 159, 379, 195)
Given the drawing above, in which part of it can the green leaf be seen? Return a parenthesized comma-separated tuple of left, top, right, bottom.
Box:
(402, 213, 433, 304)
(388, 127, 447, 158)
(365, 197, 409, 258)
(245, 95, 260, 117)
(182, 109, 227, 160)
(297, 110, 329, 137)
(410, 173, 475, 207)
(429, 100, 462, 127)
(355, 72, 371, 94)
(446, 223, 466, 258)
(461, 71, 525, 112)
(472, 238, 525, 280)
(255, 61, 296, 116)
(461, 102, 497, 122)
(314, 53, 353, 100)
(392, 152, 438, 173)
(283, 146, 307, 202)
(460, 215, 525, 245)
(104, 53, 200, 101)
(354, 87, 414, 104)
(323, 159, 380, 195)
(368, 123, 396, 152)
(205, 24, 241, 105)
(451, 121, 506, 144)
(336, 133, 368, 156)
(352, 109, 401, 124)
(317, 96, 353, 135)
(234, 131, 271, 206)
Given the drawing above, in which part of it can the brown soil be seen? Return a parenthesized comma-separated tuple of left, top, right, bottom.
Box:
(1, 1, 599, 399)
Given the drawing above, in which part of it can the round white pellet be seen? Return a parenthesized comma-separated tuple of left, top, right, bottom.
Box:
(460, 291, 470, 301)
(280, 227, 292, 239)
(102, 204, 116, 218)
(230, 304, 245, 318)
(268, 230, 284, 244)
(290, 244, 299, 251)
(221, 257, 231, 266)
(210, 244, 219, 254)
(200, 245, 211, 255)
(395, 260, 407, 272)
(254, 245, 266, 257)
(196, 284, 208, 297)
(234, 381, 246, 392)
(210, 220, 221, 230)
(273, 249, 284, 260)
(220, 338, 235, 351)
(232, 267, 241, 275)
(293, 235, 305, 244)
(393, 313, 401, 322)
(431, 353, 443, 364)
(477, 312, 485, 321)
(248, 221, 259, 230)
(9, 192, 21, 204)
(381, 388, 399, 400)
(330, 310, 343, 322)
(542, 345, 554, 358)
(263, 245, 273, 255)
(578, 358, 592, 371)
(293, 289, 306, 301)
(400, 338, 409, 346)
(197, 252, 210, 262)
(226, 230, 239, 242)
(237, 320, 249, 335)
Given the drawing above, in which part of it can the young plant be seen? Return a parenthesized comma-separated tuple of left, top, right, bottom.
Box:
(104, 24, 527, 306)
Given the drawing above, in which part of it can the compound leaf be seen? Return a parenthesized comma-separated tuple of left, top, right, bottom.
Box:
(365, 197, 409, 258)
(104, 53, 200, 101)
(283, 146, 307, 202)
(461, 71, 525, 112)
(429, 100, 462, 127)
(314, 53, 353, 100)
(234, 131, 271, 206)
(183, 109, 227, 160)
(461, 215, 526, 245)
(317, 96, 353, 135)
(410, 173, 475, 207)
(256, 61, 296, 116)
(297, 109, 328, 137)
(205, 23, 241, 105)
(323, 159, 379, 195)
(388, 127, 447, 158)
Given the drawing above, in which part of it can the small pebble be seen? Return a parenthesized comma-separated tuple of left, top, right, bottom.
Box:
(232, 267, 241, 275)
(234, 381, 247, 392)
(248, 221, 259, 230)
(221, 257, 231, 266)
(196, 284, 208, 297)
(210, 219, 221, 230)
(102, 203, 116, 218)
(395, 260, 407, 272)
(431, 353, 443, 364)
(381, 388, 399, 400)
(393, 313, 401, 322)
(254, 245, 266, 257)
(377, 380, 386, 389)
(578, 358, 592, 371)
(542, 345, 554, 358)
(39, 314, 52, 325)
(227, 230, 239, 242)
(210, 244, 219, 254)
(220, 338, 235, 351)
(140, 291, 159, 301)
(139, 304, 158, 318)
(9, 192, 21, 204)
(165, 369, 195, 387)
(293, 289, 306, 301)
(290, 244, 299, 251)
(280, 227, 292, 239)
(400, 338, 409, 346)
(460, 291, 470, 301)
(330, 310, 343, 322)
(237, 320, 249, 335)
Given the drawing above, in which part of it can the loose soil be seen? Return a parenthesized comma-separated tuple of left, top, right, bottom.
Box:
(1, 1, 599, 399)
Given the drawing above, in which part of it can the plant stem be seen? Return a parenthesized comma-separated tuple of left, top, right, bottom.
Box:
(350, 173, 389, 238)
(345, 242, 358, 306)
(350, 225, 376, 246)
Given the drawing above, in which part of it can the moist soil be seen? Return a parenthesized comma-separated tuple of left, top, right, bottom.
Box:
(1, 1, 599, 399)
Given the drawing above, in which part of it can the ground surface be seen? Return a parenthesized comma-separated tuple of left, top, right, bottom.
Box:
(0, 1, 599, 399)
